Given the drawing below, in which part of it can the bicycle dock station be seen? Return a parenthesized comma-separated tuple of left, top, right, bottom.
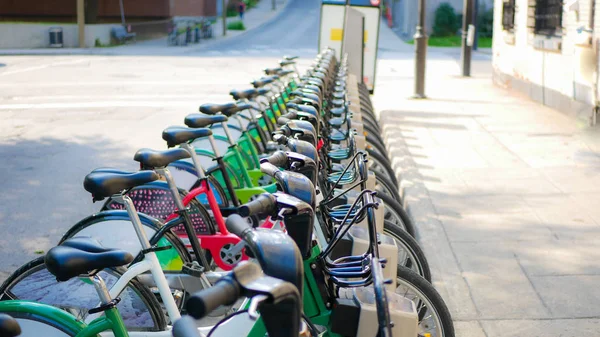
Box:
(0, 2, 457, 336)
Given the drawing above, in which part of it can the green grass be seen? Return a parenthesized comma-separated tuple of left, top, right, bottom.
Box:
(226, 7, 239, 17)
(407, 36, 492, 48)
(227, 20, 246, 31)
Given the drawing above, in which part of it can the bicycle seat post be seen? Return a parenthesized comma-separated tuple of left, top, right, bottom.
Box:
(112, 191, 183, 321)
(179, 143, 207, 179)
(207, 133, 221, 158)
(113, 193, 152, 252)
(156, 166, 211, 270)
(90, 274, 112, 305)
(154, 167, 186, 211)
(220, 120, 236, 146)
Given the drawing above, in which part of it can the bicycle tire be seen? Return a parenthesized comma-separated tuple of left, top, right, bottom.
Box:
(384, 220, 431, 282)
(365, 133, 389, 154)
(375, 173, 402, 205)
(0, 257, 167, 331)
(366, 138, 389, 162)
(364, 124, 385, 144)
(102, 182, 217, 237)
(366, 148, 399, 187)
(60, 210, 192, 272)
(395, 265, 455, 337)
(377, 191, 416, 238)
(359, 111, 379, 127)
(360, 116, 381, 133)
(0, 310, 80, 336)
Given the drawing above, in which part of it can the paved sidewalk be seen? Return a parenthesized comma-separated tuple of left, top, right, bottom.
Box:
(374, 27, 600, 336)
(0, 0, 289, 56)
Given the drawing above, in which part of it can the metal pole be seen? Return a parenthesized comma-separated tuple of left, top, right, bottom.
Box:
(222, 0, 227, 36)
(119, 0, 126, 26)
(77, 0, 85, 48)
(461, 0, 474, 76)
(472, 0, 478, 51)
(413, 0, 427, 98)
(272, 0, 276, 10)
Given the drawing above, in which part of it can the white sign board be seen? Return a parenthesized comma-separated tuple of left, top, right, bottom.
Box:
(318, 2, 380, 92)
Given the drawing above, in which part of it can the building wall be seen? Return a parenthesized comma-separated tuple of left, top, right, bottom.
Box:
(0, 0, 215, 19)
(492, 0, 597, 122)
(0, 23, 120, 48)
(173, 0, 217, 16)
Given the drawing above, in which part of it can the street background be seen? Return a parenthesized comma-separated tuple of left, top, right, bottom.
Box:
(2, 0, 600, 336)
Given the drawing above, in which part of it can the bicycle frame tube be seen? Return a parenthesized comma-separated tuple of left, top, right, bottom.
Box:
(78, 308, 127, 337)
(112, 196, 182, 322)
(156, 168, 209, 270)
(0, 300, 86, 333)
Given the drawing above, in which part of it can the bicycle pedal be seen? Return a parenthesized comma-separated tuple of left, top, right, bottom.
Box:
(182, 262, 204, 277)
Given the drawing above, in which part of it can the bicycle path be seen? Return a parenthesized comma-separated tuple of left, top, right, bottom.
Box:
(374, 25, 600, 337)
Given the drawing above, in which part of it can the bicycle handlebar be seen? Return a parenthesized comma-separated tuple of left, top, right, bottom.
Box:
(225, 214, 253, 239)
(237, 193, 277, 217)
(172, 316, 200, 337)
(186, 277, 240, 319)
(260, 162, 280, 178)
(262, 151, 288, 168)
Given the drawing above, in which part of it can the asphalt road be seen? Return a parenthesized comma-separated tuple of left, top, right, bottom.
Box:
(195, 0, 320, 55)
(0, 6, 322, 281)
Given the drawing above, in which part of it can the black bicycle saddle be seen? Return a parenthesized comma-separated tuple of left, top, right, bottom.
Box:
(185, 113, 228, 128)
(45, 237, 133, 282)
(199, 102, 236, 115)
(162, 126, 213, 148)
(84, 170, 159, 201)
(134, 148, 190, 168)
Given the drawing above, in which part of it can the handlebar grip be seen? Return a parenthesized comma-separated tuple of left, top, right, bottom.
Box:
(260, 162, 281, 178)
(225, 214, 253, 238)
(263, 151, 288, 168)
(271, 132, 287, 145)
(277, 116, 291, 126)
(172, 316, 200, 337)
(185, 278, 240, 319)
(238, 193, 277, 217)
(286, 103, 299, 110)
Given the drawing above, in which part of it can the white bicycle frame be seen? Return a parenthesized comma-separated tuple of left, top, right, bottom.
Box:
(90, 190, 256, 337)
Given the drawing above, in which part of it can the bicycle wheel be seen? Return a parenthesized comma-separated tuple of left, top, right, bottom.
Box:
(384, 220, 431, 282)
(376, 191, 416, 238)
(375, 172, 402, 202)
(364, 124, 385, 144)
(395, 265, 455, 337)
(0, 257, 167, 331)
(102, 182, 216, 237)
(366, 135, 389, 160)
(0, 309, 80, 337)
(60, 210, 192, 272)
(366, 148, 399, 187)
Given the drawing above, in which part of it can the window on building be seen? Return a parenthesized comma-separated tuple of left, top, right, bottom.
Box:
(528, 0, 564, 35)
(502, 0, 516, 31)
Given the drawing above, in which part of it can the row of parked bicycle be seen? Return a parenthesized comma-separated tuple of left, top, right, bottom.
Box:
(0, 49, 455, 337)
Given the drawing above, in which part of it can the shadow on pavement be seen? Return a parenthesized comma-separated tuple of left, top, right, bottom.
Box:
(0, 135, 135, 282)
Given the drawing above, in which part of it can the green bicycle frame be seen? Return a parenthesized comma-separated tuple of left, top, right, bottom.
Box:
(0, 300, 129, 337)
(240, 244, 343, 337)
(194, 139, 276, 204)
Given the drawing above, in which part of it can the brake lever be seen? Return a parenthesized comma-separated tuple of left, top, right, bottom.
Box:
(247, 294, 269, 320)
